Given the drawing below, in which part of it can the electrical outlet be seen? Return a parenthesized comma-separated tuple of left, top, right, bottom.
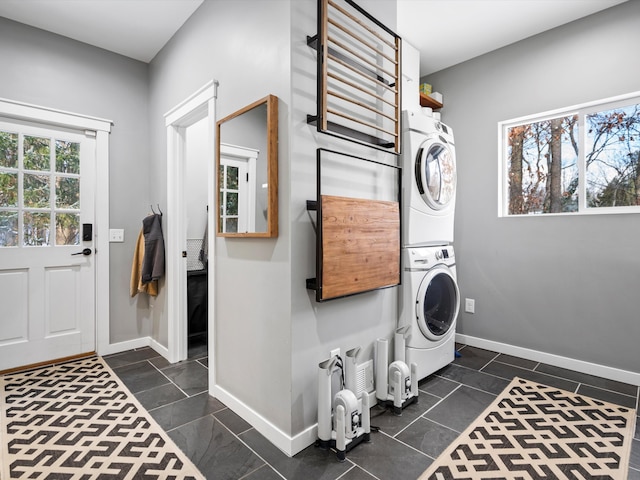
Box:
(330, 348, 341, 359)
(465, 298, 475, 314)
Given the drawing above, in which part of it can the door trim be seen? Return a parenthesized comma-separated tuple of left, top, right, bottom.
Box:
(0, 97, 112, 361)
(164, 81, 217, 382)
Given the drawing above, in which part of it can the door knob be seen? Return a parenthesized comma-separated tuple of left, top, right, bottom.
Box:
(72, 248, 92, 256)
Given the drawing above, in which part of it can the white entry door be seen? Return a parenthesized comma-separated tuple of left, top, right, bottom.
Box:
(0, 120, 96, 371)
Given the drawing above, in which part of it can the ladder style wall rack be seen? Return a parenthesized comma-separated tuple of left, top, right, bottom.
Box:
(307, 0, 402, 154)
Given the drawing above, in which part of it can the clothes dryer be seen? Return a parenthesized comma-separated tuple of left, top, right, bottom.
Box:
(402, 110, 456, 246)
(398, 245, 459, 381)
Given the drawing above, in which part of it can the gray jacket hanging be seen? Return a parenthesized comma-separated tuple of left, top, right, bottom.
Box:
(141, 213, 165, 284)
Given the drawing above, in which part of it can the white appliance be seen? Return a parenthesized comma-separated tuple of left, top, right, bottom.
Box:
(402, 110, 457, 247)
(374, 329, 418, 415)
(398, 245, 460, 381)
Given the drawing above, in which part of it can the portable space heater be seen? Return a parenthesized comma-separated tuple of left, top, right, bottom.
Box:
(375, 326, 418, 414)
(317, 352, 371, 461)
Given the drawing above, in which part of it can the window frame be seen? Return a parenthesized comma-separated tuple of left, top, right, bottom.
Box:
(498, 91, 640, 217)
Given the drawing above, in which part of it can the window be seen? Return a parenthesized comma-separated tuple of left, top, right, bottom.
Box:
(217, 143, 257, 234)
(0, 127, 81, 246)
(499, 93, 640, 216)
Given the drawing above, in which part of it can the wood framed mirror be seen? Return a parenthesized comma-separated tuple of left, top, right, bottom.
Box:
(216, 94, 278, 237)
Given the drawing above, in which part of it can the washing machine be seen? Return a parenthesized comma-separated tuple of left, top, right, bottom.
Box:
(402, 110, 457, 247)
(398, 244, 459, 381)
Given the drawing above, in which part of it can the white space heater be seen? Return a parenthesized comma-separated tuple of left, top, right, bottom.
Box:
(375, 326, 418, 414)
(317, 351, 371, 461)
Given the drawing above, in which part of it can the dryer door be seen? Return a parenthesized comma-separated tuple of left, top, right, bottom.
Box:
(415, 266, 459, 341)
(415, 138, 456, 211)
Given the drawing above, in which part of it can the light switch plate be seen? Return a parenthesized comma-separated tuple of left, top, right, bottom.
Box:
(109, 229, 124, 243)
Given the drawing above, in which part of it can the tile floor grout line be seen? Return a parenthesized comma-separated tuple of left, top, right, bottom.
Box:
(393, 383, 463, 438)
(478, 352, 502, 372)
(377, 429, 435, 461)
(419, 416, 463, 436)
(345, 463, 384, 480)
(146, 359, 193, 398)
(148, 389, 217, 415)
(165, 410, 287, 480)
(237, 463, 284, 480)
(433, 365, 513, 397)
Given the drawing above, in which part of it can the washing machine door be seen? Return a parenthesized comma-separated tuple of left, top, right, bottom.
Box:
(415, 138, 456, 211)
(415, 266, 459, 341)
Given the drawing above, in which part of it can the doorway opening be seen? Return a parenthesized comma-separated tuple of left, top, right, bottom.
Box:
(185, 117, 209, 358)
(164, 81, 217, 394)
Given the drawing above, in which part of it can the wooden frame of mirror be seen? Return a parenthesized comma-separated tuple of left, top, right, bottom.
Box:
(216, 94, 278, 237)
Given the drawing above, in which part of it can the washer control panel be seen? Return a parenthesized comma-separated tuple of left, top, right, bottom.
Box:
(405, 245, 455, 269)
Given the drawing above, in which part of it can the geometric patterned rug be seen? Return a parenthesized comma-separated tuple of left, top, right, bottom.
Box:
(0, 356, 205, 480)
(419, 377, 637, 480)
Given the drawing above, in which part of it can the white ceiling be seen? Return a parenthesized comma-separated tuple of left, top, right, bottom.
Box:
(0, 0, 628, 71)
(398, 0, 628, 75)
(0, 0, 204, 63)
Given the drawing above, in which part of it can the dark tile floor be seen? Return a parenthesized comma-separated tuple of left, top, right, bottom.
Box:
(104, 343, 640, 480)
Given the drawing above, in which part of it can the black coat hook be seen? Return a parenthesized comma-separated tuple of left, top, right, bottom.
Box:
(150, 204, 163, 216)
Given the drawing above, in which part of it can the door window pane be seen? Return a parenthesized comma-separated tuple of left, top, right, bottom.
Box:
(24, 136, 50, 171)
(56, 176, 79, 209)
(0, 211, 18, 247)
(0, 172, 18, 207)
(227, 166, 239, 189)
(0, 131, 18, 168)
(55, 140, 80, 174)
(24, 174, 50, 208)
(225, 218, 238, 233)
(56, 213, 80, 245)
(24, 212, 50, 246)
(225, 192, 238, 215)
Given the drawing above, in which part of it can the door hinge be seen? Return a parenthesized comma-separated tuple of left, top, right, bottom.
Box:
(85, 130, 97, 137)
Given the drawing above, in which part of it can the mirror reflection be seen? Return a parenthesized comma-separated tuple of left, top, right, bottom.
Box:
(216, 95, 278, 237)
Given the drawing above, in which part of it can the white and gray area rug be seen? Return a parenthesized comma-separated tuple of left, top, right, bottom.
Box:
(0, 356, 204, 479)
(419, 376, 637, 479)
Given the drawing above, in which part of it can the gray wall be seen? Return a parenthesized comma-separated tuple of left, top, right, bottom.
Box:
(424, 1, 640, 374)
(148, 0, 293, 434)
(289, 0, 400, 436)
(0, 17, 153, 344)
(150, 0, 402, 441)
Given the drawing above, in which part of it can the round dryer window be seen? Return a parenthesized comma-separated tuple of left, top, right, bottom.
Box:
(415, 140, 456, 210)
(416, 267, 459, 341)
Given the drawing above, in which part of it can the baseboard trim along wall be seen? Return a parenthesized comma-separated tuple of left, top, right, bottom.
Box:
(211, 384, 317, 457)
(456, 334, 640, 387)
(98, 336, 169, 360)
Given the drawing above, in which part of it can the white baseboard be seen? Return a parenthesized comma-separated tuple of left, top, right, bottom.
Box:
(98, 336, 172, 363)
(148, 338, 169, 359)
(456, 334, 640, 387)
(210, 385, 381, 458)
(98, 336, 152, 356)
(211, 384, 317, 457)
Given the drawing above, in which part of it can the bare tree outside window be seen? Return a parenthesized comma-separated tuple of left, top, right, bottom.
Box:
(502, 96, 640, 216)
(586, 104, 640, 208)
(507, 115, 578, 215)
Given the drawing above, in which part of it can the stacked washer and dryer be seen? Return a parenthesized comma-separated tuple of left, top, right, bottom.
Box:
(397, 109, 460, 381)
